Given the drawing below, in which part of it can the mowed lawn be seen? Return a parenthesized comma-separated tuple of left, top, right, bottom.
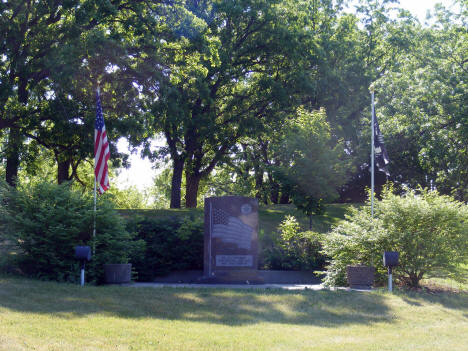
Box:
(1, 276, 467, 351)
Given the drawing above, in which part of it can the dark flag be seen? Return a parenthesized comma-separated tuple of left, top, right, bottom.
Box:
(94, 90, 110, 194)
(374, 115, 389, 176)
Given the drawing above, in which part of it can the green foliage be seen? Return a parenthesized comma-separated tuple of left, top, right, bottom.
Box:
(203, 165, 257, 199)
(375, 4, 468, 201)
(151, 168, 172, 209)
(321, 206, 387, 287)
(151, 166, 215, 209)
(145, 0, 330, 208)
(0, 180, 11, 234)
(127, 216, 204, 281)
(0, 181, 138, 283)
(106, 185, 150, 209)
(291, 193, 325, 230)
(0, 0, 133, 185)
(322, 187, 468, 287)
(274, 107, 350, 212)
(263, 215, 326, 271)
(278, 215, 301, 243)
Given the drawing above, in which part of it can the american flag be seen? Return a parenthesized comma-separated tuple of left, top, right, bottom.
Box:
(94, 90, 110, 194)
(212, 208, 253, 250)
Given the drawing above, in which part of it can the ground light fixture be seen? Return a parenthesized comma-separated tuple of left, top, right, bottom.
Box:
(75, 246, 92, 286)
(383, 251, 399, 292)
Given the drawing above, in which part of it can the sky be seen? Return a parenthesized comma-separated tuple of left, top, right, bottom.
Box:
(114, 0, 458, 191)
(398, 0, 459, 22)
(115, 137, 163, 191)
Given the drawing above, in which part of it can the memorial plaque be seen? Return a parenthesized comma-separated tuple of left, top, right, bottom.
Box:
(216, 255, 253, 267)
(203, 196, 261, 283)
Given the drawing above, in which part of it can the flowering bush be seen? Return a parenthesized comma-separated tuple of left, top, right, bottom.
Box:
(322, 188, 468, 287)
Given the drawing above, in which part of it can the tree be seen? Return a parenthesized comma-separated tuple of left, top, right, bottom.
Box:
(274, 107, 349, 225)
(0, 0, 144, 186)
(329, 0, 418, 202)
(203, 0, 416, 206)
(375, 3, 468, 200)
(146, 0, 319, 207)
(1, 0, 87, 184)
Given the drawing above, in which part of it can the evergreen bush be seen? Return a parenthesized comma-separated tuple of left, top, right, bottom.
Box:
(0, 181, 140, 284)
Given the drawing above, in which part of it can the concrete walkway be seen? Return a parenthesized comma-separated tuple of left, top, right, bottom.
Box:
(124, 282, 373, 292)
(126, 282, 323, 290)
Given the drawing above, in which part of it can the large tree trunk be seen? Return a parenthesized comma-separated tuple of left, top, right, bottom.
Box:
(405, 271, 424, 288)
(5, 128, 21, 187)
(5, 80, 28, 187)
(269, 181, 279, 204)
(185, 171, 202, 208)
(57, 158, 72, 184)
(254, 164, 266, 203)
(279, 191, 290, 204)
(267, 159, 280, 204)
(170, 159, 184, 208)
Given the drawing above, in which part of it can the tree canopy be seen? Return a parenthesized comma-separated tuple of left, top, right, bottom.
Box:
(1, 0, 466, 207)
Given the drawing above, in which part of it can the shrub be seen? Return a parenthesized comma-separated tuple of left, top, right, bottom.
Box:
(322, 188, 468, 287)
(321, 208, 388, 287)
(263, 215, 326, 271)
(127, 216, 204, 281)
(1, 181, 139, 284)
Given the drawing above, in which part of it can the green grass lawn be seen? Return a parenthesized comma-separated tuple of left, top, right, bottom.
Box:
(1, 275, 467, 351)
(420, 263, 468, 292)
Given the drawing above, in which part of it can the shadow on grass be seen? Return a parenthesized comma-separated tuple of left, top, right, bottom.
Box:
(397, 289, 468, 313)
(0, 276, 393, 327)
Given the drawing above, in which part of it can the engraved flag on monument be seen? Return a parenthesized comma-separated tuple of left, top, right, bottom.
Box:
(212, 208, 253, 250)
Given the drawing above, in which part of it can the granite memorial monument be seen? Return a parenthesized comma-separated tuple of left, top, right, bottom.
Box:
(203, 196, 261, 283)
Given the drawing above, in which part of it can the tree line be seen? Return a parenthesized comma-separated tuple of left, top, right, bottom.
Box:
(1, 0, 466, 208)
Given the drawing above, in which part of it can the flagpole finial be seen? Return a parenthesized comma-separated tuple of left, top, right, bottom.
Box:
(369, 83, 375, 93)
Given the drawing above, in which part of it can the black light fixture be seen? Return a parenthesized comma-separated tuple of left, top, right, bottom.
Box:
(75, 246, 92, 286)
(383, 251, 399, 292)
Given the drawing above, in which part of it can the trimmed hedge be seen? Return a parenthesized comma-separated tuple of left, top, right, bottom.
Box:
(127, 216, 204, 281)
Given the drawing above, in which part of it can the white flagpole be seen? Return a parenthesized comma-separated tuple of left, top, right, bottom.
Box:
(370, 85, 375, 217)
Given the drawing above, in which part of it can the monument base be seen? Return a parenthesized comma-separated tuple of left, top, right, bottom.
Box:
(151, 270, 321, 284)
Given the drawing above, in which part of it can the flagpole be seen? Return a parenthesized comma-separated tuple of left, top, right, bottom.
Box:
(370, 84, 375, 217)
(93, 177, 96, 255)
(93, 85, 100, 256)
